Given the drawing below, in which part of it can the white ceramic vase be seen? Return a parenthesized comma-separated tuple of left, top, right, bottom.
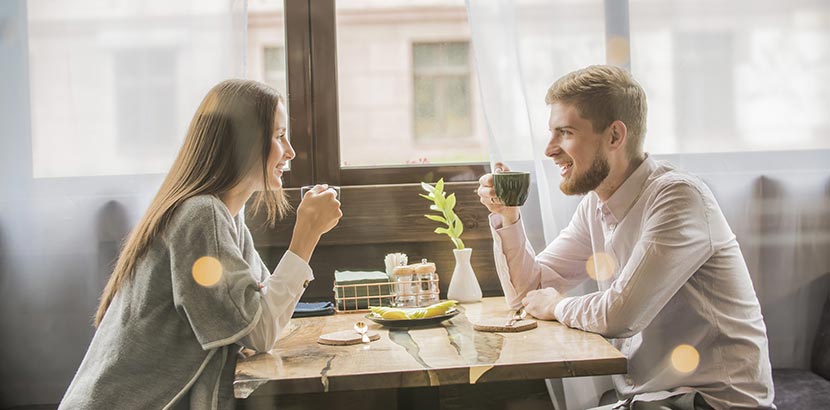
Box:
(446, 248, 482, 303)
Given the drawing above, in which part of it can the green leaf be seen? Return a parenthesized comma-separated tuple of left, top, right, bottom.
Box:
(452, 218, 464, 237)
(434, 227, 450, 235)
(435, 178, 444, 196)
(433, 193, 444, 208)
(424, 214, 447, 224)
(421, 181, 435, 193)
(419, 193, 434, 202)
(445, 193, 456, 211)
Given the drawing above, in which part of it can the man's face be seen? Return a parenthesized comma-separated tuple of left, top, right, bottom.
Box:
(546, 103, 610, 195)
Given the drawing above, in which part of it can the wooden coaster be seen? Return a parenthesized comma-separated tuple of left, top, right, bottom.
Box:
(473, 319, 537, 333)
(317, 330, 380, 346)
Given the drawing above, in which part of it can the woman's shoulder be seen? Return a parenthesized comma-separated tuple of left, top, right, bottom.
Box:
(169, 195, 233, 230)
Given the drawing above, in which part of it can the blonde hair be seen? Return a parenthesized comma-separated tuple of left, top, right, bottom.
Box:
(94, 79, 290, 326)
(545, 65, 647, 159)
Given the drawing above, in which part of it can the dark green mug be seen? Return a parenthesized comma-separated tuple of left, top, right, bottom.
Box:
(494, 171, 531, 206)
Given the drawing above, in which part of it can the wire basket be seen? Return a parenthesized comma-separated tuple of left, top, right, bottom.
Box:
(333, 281, 394, 312)
(332, 276, 440, 313)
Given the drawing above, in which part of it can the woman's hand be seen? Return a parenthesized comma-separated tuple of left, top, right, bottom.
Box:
(289, 184, 342, 262)
(297, 185, 342, 236)
(477, 162, 520, 226)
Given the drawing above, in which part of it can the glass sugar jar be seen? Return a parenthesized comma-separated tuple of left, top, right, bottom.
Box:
(391, 264, 418, 308)
(415, 259, 439, 307)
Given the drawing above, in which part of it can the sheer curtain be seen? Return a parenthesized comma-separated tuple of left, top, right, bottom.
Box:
(0, 0, 246, 406)
(466, 0, 830, 408)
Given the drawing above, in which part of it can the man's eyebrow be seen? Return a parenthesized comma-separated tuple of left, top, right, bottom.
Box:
(551, 125, 577, 132)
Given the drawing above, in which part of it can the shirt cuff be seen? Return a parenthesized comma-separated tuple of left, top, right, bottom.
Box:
(489, 213, 529, 253)
(266, 250, 314, 291)
(553, 296, 575, 323)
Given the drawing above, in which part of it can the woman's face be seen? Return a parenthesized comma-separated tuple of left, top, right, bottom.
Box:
(265, 101, 294, 189)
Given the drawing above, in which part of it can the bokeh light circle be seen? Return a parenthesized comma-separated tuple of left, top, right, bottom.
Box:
(192, 256, 223, 287)
(671, 344, 700, 373)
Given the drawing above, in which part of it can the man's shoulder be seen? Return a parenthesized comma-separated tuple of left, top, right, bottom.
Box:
(648, 161, 709, 193)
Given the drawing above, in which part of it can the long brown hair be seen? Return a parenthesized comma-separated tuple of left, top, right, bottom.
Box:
(94, 79, 290, 327)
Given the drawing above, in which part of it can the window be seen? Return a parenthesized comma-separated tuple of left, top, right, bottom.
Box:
(26, 2, 247, 178)
(116, 49, 178, 158)
(246, 0, 490, 186)
(413, 42, 472, 141)
(334, 2, 487, 170)
(630, 0, 830, 154)
(263, 46, 286, 96)
(673, 32, 736, 152)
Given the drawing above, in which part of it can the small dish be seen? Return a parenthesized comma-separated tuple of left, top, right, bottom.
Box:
(365, 308, 460, 328)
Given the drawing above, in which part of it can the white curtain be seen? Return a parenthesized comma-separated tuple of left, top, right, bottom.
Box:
(0, 0, 246, 406)
(466, 0, 830, 408)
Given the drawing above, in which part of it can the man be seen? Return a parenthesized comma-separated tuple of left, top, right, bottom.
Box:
(477, 65, 774, 409)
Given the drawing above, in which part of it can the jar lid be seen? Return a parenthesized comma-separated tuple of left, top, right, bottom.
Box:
(414, 262, 436, 274)
(392, 265, 416, 276)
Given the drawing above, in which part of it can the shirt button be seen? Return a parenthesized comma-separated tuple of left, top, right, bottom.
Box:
(302, 280, 310, 288)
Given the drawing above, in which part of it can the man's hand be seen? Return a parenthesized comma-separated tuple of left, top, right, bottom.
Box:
(521, 288, 565, 321)
(477, 162, 520, 226)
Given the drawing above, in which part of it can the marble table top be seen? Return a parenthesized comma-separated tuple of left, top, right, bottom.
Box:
(234, 297, 627, 399)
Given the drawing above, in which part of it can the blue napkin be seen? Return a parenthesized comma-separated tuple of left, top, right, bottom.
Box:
(292, 301, 335, 318)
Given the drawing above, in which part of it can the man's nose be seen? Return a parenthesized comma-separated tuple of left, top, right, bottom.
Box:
(545, 134, 560, 157)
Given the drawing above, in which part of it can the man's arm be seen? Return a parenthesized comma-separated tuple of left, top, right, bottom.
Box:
(490, 200, 594, 309)
(553, 182, 714, 338)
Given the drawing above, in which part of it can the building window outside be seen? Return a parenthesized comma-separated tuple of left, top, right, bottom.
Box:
(413, 41, 472, 141)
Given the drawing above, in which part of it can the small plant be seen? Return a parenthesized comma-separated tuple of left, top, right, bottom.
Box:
(420, 178, 465, 250)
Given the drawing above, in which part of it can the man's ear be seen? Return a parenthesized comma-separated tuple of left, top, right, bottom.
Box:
(608, 120, 628, 150)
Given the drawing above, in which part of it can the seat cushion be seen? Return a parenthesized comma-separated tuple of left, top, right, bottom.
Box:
(773, 368, 830, 410)
(813, 289, 830, 379)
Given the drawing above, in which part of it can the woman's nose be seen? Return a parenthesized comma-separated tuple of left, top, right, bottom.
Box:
(284, 139, 296, 161)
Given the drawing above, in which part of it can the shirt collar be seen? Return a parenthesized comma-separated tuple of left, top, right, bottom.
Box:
(596, 154, 657, 224)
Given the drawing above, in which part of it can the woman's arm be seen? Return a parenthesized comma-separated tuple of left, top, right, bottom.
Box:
(238, 250, 311, 352)
(237, 186, 342, 352)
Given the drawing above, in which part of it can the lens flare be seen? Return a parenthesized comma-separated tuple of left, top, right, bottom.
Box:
(607, 36, 630, 66)
(671, 344, 700, 374)
(586, 252, 617, 281)
(192, 256, 223, 287)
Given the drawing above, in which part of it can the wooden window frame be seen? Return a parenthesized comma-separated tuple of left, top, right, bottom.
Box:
(280, 0, 489, 188)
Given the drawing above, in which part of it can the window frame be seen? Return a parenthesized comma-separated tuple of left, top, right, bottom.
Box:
(280, 0, 489, 188)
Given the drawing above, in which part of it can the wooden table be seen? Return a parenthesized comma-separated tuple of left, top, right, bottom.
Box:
(235, 297, 626, 403)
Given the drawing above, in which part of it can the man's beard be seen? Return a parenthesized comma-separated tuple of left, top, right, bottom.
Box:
(560, 149, 610, 195)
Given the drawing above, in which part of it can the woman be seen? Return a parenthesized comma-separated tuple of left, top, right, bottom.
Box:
(59, 79, 342, 409)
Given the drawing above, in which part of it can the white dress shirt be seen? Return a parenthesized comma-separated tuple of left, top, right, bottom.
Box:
(490, 156, 775, 409)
